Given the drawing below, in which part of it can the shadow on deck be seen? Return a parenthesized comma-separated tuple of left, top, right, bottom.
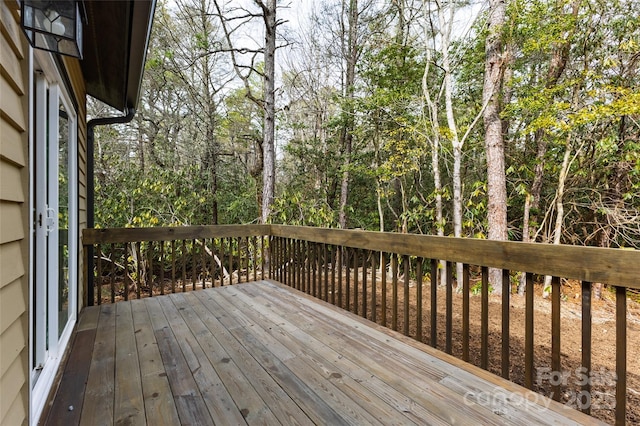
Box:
(42, 280, 604, 425)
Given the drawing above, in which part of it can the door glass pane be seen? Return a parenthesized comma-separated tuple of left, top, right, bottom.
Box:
(58, 103, 69, 337)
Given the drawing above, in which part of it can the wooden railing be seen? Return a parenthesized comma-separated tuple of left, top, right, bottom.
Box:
(83, 225, 270, 305)
(83, 224, 639, 425)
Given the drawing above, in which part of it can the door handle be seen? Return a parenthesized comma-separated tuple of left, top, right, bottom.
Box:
(46, 207, 56, 232)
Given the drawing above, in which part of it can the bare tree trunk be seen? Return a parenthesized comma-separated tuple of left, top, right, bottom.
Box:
(338, 0, 358, 229)
(543, 136, 583, 297)
(422, 1, 445, 286)
(437, 0, 465, 288)
(483, 0, 508, 293)
(260, 0, 277, 224)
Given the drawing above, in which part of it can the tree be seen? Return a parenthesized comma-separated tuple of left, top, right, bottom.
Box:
(338, 0, 360, 228)
(213, 0, 282, 223)
(482, 0, 508, 291)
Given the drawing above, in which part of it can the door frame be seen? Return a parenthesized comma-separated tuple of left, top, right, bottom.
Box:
(28, 47, 79, 425)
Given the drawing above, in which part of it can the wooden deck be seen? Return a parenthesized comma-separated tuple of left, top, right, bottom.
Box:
(43, 280, 605, 425)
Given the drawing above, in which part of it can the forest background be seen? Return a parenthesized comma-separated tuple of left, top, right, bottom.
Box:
(92, 0, 640, 272)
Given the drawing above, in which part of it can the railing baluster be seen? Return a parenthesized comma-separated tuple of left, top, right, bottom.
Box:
(337, 245, 343, 308)
(446, 260, 453, 353)
(110, 243, 116, 303)
(404, 255, 410, 337)
(277, 236, 281, 283)
(135, 243, 141, 300)
(331, 245, 336, 305)
(202, 238, 208, 288)
(371, 252, 377, 323)
(392, 253, 398, 332)
(96, 244, 102, 305)
(551, 276, 561, 401)
(362, 250, 369, 319)
(310, 243, 316, 297)
(209, 238, 216, 288)
(244, 236, 249, 283)
(502, 269, 510, 379)
(171, 240, 176, 294)
(148, 241, 154, 298)
(298, 239, 302, 291)
(159, 241, 165, 295)
(252, 236, 257, 281)
(181, 239, 187, 292)
(306, 240, 311, 294)
(616, 285, 627, 426)
(430, 259, 437, 348)
(228, 237, 234, 285)
(291, 238, 296, 287)
(581, 281, 592, 415)
(280, 237, 284, 282)
(270, 237, 275, 281)
(281, 237, 285, 285)
(288, 238, 293, 287)
(481, 266, 489, 370)
(192, 239, 197, 290)
(345, 247, 351, 312)
(324, 243, 329, 302)
(381, 253, 387, 327)
(354, 248, 359, 316)
(123, 244, 129, 301)
(261, 236, 265, 280)
(415, 257, 422, 342)
(298, 240, 303, 291)
(239, 237, 243, 284)
(462, 264, 470, 362)
(525, 272, 534, 389)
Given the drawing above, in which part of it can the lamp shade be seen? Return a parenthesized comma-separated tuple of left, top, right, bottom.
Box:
(21, 0, 83, 59)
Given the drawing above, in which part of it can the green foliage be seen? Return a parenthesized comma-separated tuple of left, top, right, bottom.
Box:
(94, 0, 640, 253)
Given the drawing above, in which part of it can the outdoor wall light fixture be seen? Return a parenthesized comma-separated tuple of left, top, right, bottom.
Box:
(21, 0, 84, 59)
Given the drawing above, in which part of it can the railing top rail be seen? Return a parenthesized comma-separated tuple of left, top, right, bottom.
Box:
(83, 224, 271, 244)
(270, 225, 640, 288)
(82, 224, 640, 288)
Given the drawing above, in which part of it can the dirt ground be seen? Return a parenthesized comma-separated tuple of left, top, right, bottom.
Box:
(107, 270, 639, 425)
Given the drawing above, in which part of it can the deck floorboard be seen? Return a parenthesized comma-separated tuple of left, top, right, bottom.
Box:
(45, 280, 606, 425)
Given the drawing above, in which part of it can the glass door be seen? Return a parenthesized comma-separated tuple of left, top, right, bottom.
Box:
(31, 70, 77, 415)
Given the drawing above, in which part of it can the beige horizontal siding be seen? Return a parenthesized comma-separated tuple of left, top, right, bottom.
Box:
(0, 1, 28, 425)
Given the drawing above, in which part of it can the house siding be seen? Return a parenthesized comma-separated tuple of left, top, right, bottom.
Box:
(0, 1, 29, 425)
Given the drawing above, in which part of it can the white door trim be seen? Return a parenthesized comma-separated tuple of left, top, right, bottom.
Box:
(29, 48, 78, 425)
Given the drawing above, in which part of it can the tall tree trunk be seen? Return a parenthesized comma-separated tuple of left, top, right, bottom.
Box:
(260, 0, 277, 224)
(482, 0, 508, 293)
(543, 135, 583, 296)
(338, 0, 358, 229)
(438, 0, 464, 287)
(422, 1, 445, 286)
